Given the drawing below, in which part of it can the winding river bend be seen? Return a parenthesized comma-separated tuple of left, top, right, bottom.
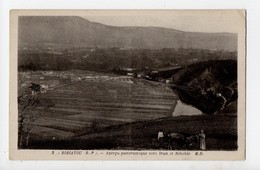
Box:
(172, 100, 202, 117)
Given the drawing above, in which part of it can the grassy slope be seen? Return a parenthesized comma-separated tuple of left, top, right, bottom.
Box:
(28, 106, 237, 150)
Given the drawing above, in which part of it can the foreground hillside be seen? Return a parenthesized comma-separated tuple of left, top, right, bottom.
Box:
(27, 109, 237, 150)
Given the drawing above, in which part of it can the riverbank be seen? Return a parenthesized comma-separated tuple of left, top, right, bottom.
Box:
(169, 60, 237, 114)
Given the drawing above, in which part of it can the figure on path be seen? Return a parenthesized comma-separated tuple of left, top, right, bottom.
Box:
(158, 129, 164, 140)
(198, 130, 206, 150)
(158, 129, 165, 148)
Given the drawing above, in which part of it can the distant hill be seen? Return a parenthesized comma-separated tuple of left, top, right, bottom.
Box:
(18, 16, 237, 51)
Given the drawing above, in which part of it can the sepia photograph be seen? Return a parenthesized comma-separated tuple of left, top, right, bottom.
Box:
(9, 10, 246, 160)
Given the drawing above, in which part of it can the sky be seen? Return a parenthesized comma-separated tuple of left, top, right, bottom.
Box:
(81, 10, 244, 34)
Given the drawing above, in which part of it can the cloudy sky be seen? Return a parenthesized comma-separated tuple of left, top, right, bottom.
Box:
(81, 10, 244, 33)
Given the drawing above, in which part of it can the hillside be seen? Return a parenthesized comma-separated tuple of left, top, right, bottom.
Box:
(170, 60, 237, 114)
(19, 16, 237, 51)
(27, 114, 237, 150)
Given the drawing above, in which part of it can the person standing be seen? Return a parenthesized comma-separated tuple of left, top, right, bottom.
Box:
(158, 129, 164, 140)
(198, 130, 206, 150)
(157, 129, 164, 148)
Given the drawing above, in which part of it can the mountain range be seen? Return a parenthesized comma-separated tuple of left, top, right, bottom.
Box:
(18, 16, 237, 51)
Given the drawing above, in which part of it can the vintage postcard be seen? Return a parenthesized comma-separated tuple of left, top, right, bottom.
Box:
(9, 10, 246, 160)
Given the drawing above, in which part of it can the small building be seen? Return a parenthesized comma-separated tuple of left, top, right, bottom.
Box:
(126, 68, 133, 72)
(42, 71, 54, 76)
(127, 73, 134, 76)
(40, 85, 48, 93)
(21, 83, 28, 88)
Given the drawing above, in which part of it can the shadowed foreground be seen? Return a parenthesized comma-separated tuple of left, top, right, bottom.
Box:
(24, 108, 237, 150)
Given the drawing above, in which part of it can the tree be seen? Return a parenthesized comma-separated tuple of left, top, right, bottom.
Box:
(18, 88, 53, 148)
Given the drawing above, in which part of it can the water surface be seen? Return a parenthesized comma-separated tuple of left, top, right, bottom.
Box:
(172, 100, 202, 116)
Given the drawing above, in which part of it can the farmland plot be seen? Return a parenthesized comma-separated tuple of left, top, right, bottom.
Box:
(29, 75, 177, 140)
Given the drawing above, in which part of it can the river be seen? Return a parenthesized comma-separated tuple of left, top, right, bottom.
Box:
(172, 100, 202, 116)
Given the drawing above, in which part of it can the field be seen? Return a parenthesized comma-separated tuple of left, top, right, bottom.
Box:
(26, 73, 177, 141)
